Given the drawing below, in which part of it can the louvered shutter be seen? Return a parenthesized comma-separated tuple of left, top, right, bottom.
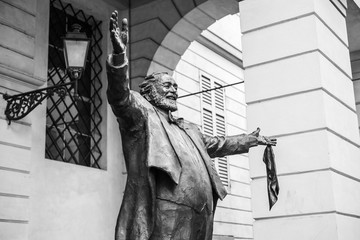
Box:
(202, 75, 212, 106)
(201, 75, 213, 137)
(203, 108, 213, 137)
(215, 114, 228, 186)
(201, 75, 229, 187)
(215, 82, 225, 111)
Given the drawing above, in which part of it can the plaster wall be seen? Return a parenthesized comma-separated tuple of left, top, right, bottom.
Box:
(0, 0, 128, 239)
(0, 1, 48, 239)
(240, 0, 360, 239)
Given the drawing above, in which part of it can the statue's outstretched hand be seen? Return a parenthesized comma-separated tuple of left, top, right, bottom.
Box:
(250, 128, 277, 146)
(109, 10, 128, 54)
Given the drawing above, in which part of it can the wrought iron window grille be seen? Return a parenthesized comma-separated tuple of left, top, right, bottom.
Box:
(45, 0, 103, 168)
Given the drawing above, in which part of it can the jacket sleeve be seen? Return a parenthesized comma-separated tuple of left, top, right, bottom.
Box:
(106, 53, 130, 113)
(106, 53, 144, 129)
(203, 134, 258, 158)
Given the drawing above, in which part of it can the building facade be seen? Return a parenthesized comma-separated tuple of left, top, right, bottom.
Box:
(0, 0, 360, 239)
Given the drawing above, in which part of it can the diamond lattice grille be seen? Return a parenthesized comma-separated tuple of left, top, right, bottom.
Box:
(45, 0, 103, 168)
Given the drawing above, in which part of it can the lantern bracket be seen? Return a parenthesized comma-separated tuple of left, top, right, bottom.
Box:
(3, 23, 90, 125)
(3, 82, 74, 125)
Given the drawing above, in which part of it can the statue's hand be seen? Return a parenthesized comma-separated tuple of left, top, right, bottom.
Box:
(250, 128, 277, 146)
(109, 10, 128, 54)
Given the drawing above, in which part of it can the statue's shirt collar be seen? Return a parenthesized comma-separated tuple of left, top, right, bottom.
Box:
(156, 108, 184, 129)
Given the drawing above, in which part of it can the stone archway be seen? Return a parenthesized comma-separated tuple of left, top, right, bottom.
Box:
(128, 0, 240, 90)
(126, 0, 360, 239)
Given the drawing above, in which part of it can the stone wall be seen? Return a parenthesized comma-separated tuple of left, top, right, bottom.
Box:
(240, 0, 360, 239)
(0, 1, 49, 239)
(0, 0, 128, 239)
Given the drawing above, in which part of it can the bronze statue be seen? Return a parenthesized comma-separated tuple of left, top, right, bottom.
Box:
(107, 10, 277, 240)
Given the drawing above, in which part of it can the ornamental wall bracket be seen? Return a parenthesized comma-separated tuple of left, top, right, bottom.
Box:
(2, 22, 90, 125)
(3, 82, 73, 125)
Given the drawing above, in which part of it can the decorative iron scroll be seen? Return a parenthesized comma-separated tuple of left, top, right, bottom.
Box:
(3, 83, 72, 125)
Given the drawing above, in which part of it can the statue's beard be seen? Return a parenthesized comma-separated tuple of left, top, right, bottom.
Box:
(147, 91, 178, 112)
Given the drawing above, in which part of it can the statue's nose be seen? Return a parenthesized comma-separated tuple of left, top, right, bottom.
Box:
(169, 86, 176, 92)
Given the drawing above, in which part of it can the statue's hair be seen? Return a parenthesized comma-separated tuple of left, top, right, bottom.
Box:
(139, 72, 168, 97)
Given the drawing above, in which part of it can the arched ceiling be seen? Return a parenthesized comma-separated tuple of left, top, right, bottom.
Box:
(126, 0, 241, 91)
(102, 0, 360, 90)
(347, 0, 360, 52)
(104, 0, 242, 9)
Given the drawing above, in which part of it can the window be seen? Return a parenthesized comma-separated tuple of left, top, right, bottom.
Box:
(201, 74, 229, 186)
(45, 0, 103, 168)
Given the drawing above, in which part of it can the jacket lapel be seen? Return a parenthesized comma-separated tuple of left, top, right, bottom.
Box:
(146, 107, 182, 184)
(154, 109, 227, 200)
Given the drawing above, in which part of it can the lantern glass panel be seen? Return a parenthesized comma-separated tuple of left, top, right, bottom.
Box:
(64, 39, 89, 68)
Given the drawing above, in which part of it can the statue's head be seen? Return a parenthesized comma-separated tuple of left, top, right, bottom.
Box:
(139, 72, 178, 112)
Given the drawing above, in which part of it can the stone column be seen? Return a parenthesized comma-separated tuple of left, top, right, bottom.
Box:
(240, 0, 360, 239)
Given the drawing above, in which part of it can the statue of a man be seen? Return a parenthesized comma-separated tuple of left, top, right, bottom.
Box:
(107, 10, 276, 240)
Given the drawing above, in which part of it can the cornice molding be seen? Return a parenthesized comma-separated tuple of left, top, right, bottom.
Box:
(0, 64, 46, 90)
(197, 30, 243, 68)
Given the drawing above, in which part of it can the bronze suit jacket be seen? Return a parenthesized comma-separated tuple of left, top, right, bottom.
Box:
(106, 55, 256, 240)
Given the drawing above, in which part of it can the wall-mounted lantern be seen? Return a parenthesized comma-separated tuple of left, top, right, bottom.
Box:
(63, 23, 90, 81)
(3, 24, 90, 124)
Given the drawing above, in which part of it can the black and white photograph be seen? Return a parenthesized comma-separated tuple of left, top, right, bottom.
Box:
(0, 0, 359, 239)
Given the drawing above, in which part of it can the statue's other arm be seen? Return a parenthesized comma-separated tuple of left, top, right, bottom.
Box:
(203, 128, 276, 158)
(203, 134, 257, 158)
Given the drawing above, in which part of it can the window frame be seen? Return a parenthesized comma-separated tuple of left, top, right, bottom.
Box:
(45, 0, 104, 169)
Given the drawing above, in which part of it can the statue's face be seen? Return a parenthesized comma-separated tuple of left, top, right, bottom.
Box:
(149, 74, 178, 112)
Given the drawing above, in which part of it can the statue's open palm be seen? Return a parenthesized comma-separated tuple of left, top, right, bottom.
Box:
(109, 10, 128, 54)
(251, 128, 277, 146)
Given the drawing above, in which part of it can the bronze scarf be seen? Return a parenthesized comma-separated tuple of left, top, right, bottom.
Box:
(263, 145, 279, 210)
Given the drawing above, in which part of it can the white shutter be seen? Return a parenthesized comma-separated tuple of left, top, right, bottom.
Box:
(217, 157, 228, 186)
(215, 114, 225, 136)
(201, 75, 229, 187)
(215, 82, 225, 111)
(201, 75, 212, 106)
(202, 108, 213, 137)
(215, 114, 228, 186)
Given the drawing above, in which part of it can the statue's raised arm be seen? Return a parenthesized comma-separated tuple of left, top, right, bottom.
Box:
(106, 11, 134, 122)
